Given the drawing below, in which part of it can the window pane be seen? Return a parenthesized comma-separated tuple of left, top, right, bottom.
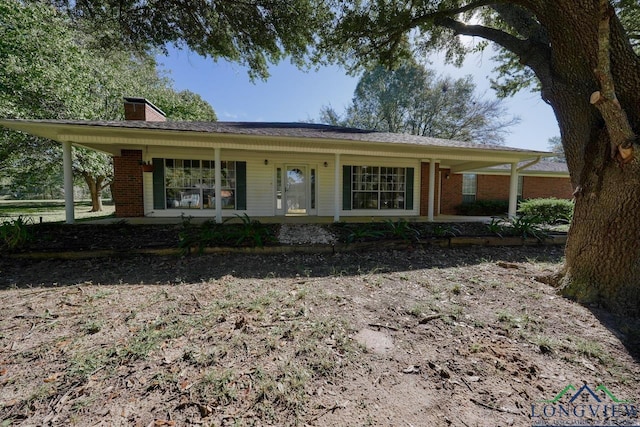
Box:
(462, 174, 477, 195)
(164, 159, 237, 210)
(276, 168, 283, 210)
(517, 175, 523, 197)
(353, 192, 378, 209)
(350, 165, 406, 210)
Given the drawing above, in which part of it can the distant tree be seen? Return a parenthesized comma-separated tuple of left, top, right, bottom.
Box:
(547, 136, 566, 163)
(0, 0, 216, 210)
(320, 62, 518, 144)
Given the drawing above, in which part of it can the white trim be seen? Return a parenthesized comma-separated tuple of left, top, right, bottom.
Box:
(334, 153, 341, 222)
(214, 148, 222, 223)
(508, 163, 519, 217)
(63, 141, 74, 224)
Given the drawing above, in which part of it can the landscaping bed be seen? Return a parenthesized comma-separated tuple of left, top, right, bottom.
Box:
(4, 219, 566, 256)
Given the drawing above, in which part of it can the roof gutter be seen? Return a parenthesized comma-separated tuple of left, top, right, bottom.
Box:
(517, 156, 542, 172)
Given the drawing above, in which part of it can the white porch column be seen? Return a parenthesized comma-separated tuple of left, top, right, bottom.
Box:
(333, 153, 341, 222)
(215, 148, 222, 223)
(428, 159, 436, 221)
(508, 162, 519, 217)
(62, 141, 74, 224)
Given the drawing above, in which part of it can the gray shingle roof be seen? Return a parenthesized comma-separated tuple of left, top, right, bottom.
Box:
(10, 119, 549, 154)
(485, 160, 569, 173)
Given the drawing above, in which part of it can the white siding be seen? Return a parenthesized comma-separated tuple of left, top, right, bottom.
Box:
(139, 147, 420, 218)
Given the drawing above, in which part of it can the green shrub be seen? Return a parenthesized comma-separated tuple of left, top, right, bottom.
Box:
(225, 214, 276, 247)
(456, 200, 509, 216)
(0, 216, 34, 252)
(383, 219, 420, 242)
(506, 215, 547, 240)
(518, 198, 573, 224)
(178, 215, 276, 255)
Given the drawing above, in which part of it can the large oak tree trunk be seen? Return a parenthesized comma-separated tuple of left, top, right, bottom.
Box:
(528, 2, 640, 316)
(561, 159, 640, 316)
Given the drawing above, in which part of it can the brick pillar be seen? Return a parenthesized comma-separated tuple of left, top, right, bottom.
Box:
(440, 169, 462, 215)
(112, 150, 144, 217)
(420, 162, 441, 217)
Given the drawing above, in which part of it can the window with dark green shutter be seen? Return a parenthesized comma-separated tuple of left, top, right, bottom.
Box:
(342, 165, 352, 210)
(152, 158, 165, 210)
(153, 159, 244, 210)
(235, 161, 247, 210)
(344, 165, 414, 210)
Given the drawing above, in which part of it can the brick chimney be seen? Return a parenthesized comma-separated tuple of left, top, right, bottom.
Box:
(123, 97, 166, 121)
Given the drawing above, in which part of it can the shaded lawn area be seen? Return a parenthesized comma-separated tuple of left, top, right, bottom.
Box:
(0, 200, 115, 223)
(0, 246, 639, 427)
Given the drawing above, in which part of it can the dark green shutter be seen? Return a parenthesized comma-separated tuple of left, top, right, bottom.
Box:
(405, 167, 414, 210)
(152, 158, 165, 210)
(342, 165, 352, 210)
(236, 161, 247, 210)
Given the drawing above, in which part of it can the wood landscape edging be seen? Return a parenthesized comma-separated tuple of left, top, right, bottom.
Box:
(5, 234, 567, 260)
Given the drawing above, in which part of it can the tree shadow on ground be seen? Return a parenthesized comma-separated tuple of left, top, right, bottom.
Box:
(0, 245, 564, 288)
(3, 244, 638, 361)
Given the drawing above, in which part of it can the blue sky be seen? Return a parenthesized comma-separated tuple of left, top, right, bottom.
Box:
(158, 48, 559, 152)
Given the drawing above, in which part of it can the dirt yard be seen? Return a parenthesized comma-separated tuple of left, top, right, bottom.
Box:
(1, 244, 639, 426)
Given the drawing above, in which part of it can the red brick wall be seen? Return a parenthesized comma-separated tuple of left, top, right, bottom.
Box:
(439, 169, 463, 215)
(124, 101, 166, 122)
(522, 176, 574, 199)
(438, 173, 574, 215)
(112, 150, 145, 217)
(419, 162, 441, 216)
(477, 175, 510, 200)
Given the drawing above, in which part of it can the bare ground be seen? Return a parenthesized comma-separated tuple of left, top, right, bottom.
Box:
(1, 245, 639, 427)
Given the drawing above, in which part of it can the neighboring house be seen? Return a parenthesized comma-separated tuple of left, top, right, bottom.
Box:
(0, 98, 572, 223)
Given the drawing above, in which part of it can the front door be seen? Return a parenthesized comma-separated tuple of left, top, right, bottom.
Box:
(286, 166, 307, 215)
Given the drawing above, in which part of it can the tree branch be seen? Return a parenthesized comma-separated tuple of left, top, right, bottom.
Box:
(408, 0, 498, 28)
(590, 0, 636, 164)
(437, 17, 549, 70)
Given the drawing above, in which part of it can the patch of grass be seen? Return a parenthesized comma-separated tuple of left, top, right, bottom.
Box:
(253, 361, 312, 421)
(193, 369, 238, 405)
(446, 304, 464, 322)
(531, 335, 559, 355)
(82, 320, 103, 335)
(24, 383, 57, 409)
(469, 343, 485, 353)
(407, 302, 439, 318)
(68, 348, 111, 380)
(496, 310, 516, 325)
(574, 338, 613, 365)
(86, 289, 113, 302)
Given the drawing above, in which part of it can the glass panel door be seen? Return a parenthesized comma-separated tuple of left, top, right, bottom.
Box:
(286, 166, 307, 214)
